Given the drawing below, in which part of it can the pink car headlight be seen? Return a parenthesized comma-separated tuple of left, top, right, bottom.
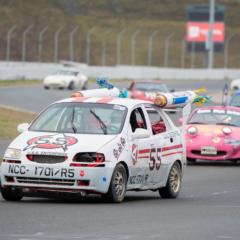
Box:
(188, 126, 197, 136)
(222, 127, 232, 135)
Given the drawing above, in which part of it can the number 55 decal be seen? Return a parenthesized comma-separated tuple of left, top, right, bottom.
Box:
(149, 148, 161, 171)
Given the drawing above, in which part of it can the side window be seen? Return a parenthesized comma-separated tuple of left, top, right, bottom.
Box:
(130, 107, 147, 132)
(146, 108, 167, 135)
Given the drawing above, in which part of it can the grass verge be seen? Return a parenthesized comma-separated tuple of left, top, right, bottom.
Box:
(0, 79, 41, 87)
(0, 107, 37, 139)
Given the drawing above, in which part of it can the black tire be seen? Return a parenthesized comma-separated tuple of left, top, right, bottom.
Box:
(159, 161, 182, 199)
(1, 187, 23, 201)
(82, 82, 88, 90)
(187, 158, 196, 164)
(103, 164, 127, 203)
(44, 85, 50, 90)
(68, 81, 75, 90)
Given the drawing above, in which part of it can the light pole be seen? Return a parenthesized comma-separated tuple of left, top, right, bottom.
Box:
(207, 0, 215, 69)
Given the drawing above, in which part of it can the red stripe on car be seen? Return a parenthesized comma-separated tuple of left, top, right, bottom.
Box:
(162, 151, 183, 157)
(138, 149, 151, 154)
(162, 144, 182, 152)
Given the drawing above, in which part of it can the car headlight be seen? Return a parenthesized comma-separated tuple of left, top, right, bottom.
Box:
(188, 126, 197, 136)
(4, 148, 22, 159)
(222, 127, 232, 135)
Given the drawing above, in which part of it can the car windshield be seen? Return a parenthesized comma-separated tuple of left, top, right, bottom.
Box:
(188, 109, 240, 127)
(30, 102, 127, 135)
(229, 95, 240, 107)
(133, 82, 169, 92)
(55, 70, 78, 76)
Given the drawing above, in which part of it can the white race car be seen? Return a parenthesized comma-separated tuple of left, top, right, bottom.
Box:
(1, 96, 186, 203)
(43, 69, 88, 90)
(230, 78, 240, 93)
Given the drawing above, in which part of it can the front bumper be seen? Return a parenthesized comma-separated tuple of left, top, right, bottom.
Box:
(186, 139, 240, 161)
(44, 81, 68, 88)
(1, 163, 113, 194)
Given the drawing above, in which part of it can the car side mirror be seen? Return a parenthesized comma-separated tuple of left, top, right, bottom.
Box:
(17, 123, 30, 133)
(132, 128, 151, 140)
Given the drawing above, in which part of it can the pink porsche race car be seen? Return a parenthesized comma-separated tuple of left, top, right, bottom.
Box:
(186, 106, 240, 163)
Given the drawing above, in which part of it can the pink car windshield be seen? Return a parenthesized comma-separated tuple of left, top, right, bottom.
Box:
(188, 109, 240, 127)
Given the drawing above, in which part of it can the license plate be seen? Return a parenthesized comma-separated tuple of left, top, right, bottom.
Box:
(201, 146, 217, 155)
(7, 164, 75, 178)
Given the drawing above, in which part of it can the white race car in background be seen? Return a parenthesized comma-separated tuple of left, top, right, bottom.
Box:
(1, 97, 185, 203)
(230, 78, 240, 93)
(43, 69, 88, 90)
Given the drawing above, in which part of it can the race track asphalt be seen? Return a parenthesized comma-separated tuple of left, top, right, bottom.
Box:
(0, 163, 239, 240)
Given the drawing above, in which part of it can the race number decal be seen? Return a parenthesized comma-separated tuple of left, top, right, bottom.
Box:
(149, 148, 161, 171)
(23, 134, 78, 152)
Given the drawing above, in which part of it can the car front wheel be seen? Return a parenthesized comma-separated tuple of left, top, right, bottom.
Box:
(103, 164, 127, 203)
(159, 161, 182, 199)
(1, 187, 23, 201)
(68, 81, 75, 90)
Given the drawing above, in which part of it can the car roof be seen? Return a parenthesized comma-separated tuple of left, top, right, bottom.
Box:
(55, 97, 152, 108)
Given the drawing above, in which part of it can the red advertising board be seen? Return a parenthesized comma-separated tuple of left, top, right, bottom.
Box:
(186, 22, 225, 43)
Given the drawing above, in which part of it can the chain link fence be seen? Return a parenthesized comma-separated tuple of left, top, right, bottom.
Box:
(0, 25, 239, 69)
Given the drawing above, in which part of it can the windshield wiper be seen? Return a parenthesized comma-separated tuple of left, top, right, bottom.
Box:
(71, 108, 77, 133)
(90, 110, 107, 134)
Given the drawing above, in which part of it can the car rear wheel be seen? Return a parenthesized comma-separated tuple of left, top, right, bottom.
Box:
(159, 161, 182, 199)
(44, 85, 50, 90)
(103, 164, 127, 203)
(82, 82, 88, 90)
(68, 81, 75, 90)
(1, 187, 23, 201)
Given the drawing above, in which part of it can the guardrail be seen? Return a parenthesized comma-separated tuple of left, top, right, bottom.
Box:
(0, 61, 239, 80)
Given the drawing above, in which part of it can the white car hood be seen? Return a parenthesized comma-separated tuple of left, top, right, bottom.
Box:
(6, 131, 117, 157)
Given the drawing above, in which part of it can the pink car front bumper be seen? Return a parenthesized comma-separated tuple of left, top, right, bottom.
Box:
(186, 136, 240, 161)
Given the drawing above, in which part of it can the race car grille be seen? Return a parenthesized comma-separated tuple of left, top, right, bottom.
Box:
(191, 150, 227, 156)
(16, 177, 75, 186)
(30, 155, 66, 164)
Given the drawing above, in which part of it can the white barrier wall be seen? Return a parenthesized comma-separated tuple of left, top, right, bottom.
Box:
(0, 61, 239, 80)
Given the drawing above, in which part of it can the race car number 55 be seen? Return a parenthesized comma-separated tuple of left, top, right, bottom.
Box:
(8, 165, 75, 178)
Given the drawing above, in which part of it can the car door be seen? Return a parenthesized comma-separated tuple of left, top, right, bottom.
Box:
(144, 104, 182, 185)
(127, 106, 154, 188)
